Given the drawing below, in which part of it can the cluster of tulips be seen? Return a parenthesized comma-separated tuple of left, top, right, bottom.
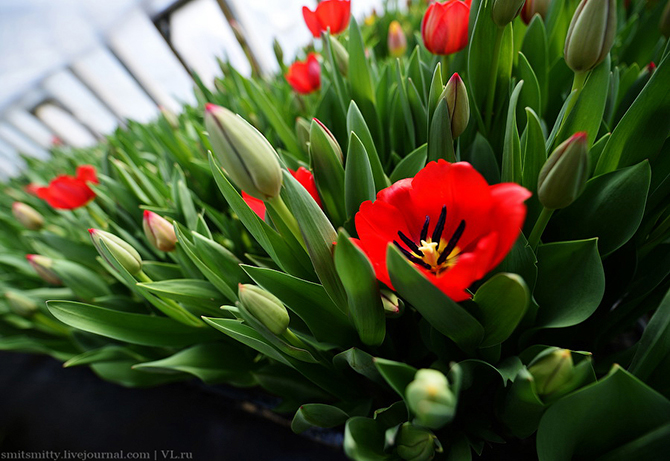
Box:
(2, 0, 670, 459)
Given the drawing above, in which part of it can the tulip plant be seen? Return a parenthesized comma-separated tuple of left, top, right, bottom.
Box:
(2, 0, 670, 459)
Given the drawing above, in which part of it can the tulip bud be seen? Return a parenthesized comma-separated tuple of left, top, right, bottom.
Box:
(521, 0, 552, 24)
(205, 103, 283, 200)
(12, 202, 44, 230)
(159, 106, 179, 129)
(295, 117, 311, 152)
(564, 0, 617, 72)
(328, 36, 349, 76)
(492, 0, 526, 26)
(238, 284, 290, 335)
(538, 132, 589, 209)
(310, 118, 343, 163)
(273, 38, 284, 67)
(143, 211, 177, 252)
(5, 291, 39, 317)
(381, 289, 404, 317)
(661, 0, 670, 38)
(406, 369, 457, 429)
(442, 73, 470, 138)
(26, 255, 62, 285)
(89, 229, 142, 275)
(528, 349, 575, 400)
(396, 423, 441, 461)
(388, 21, 408, 58)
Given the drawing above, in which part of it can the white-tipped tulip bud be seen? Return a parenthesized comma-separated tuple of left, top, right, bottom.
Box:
(388, 20, 408, 58)
(143, 211, 177, 252)
(492, 0, 526, 26)
(381, 289, 404, 317)
(538, 132, 589, 209)
(396, 423, 441, 461)
(564, 0, 617, 72)
(406, 369, 457, 429)
(12, 202, 44, 230)
(442, 73, 470, 139)
(89, 229, 142, 275)
(328, 35, 349, 76)
(528, 349, 576, 401)
(205, 103, 283, 200)
(26, 255, 62, 285)
(238, 284, 290, 336)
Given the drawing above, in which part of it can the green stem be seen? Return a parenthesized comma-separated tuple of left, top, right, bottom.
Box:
(484, 26, 505, 133)
(528, 207, 555, 250)
(440, 54, 450, 82)
(560, 71, 588, 129)
(136, 271, 152, 283)
(86, 203, 108, 230)
(268, 195, 306, 250)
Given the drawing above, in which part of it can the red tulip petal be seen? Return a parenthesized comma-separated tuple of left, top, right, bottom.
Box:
(291, 166, 322, 207)
(315, 0, 351, 35)
(487, 183, 531, 268)
(302, 6, 322, 37)
(76, 165, 99, 184)
(242, 192, 266, 221)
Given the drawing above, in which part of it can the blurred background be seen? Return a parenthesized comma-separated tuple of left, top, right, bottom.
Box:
(0, 0, 399, 179)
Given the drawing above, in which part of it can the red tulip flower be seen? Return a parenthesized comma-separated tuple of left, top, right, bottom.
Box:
(353, 161, 531, 302)
(286, 53, 321, 94)
(303, 0, 351, 38)
(421, 0, 471, 56)
(36, 165, 99, 210)
(244, 167, 322, 220)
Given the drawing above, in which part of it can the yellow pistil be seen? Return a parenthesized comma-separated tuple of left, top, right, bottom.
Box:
(418, 239, 460, 273)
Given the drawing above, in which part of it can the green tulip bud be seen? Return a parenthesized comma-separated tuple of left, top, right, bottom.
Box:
(26, 254, 62, 285)
(5, 291, 39, 317)
(442, 73, 470, 139)
(328, 35, 349, 76)
(89, 229, 142, 275)
(12, 202, 44, 230)
(662, 0, 670, 38)
(396, 423, 441, 461)
(406, 369, 457, 429)
(528, 349, 579, 402)
(273, 38, 284, 67)
(205, 103, 283, 200)
(310, 118, 343, 164)
(295, 117, 311, 152)
(388, 21, 408, 58)
(381, 289, 404, 317)
(564, 0, 617, 72)
(492, 0, 526, 26)
(143, 210, 177, 252)
(238, 284, 290, 335)
(538, 132, 589, 209)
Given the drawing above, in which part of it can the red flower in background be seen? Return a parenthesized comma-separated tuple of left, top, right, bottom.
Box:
(244, 167, 322, 220)
(286, 53, 321, 94)
(36, 165, 99, 210)
(353, 161, 530, 302)
(303, 0, 351, 38)
(421, 0, 471, 56)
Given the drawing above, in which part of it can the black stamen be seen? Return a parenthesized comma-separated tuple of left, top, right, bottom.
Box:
(394, 241, 432, 270)
(398, 231, 423, 256)
(420, 216, 430, 242)
(437, 220, 466, 265)
(431, 205, 447, 243)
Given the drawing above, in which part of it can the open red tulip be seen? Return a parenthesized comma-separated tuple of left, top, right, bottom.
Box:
(353, 160, 531, 302)
(285, 53, 321, 95)
(36, 165, 98, 210)
(302, 0, 351, 38)
(243, 167, 322, 221)
(421, 0, 471, 56)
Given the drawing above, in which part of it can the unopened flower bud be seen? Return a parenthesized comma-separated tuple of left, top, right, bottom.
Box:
(295, 117, 311, 152)
(442, 73, 470, 138)
(12, 202, 44, 230)
(159, 106, 179, 129)
(661, 0, 670, 38)
(5, 291, 39, 317)
(89, 229, 142, 275)
(381, 289, 404, 317)
(388, 21, 408, 58)
(273, 38, 284, 67)
(564, 0, 617, 72)
(538, 132, 589, 209)
(328, 36, 349, 76)
(26, 254, 62, 285)
(492, 0, 526, 26)
(143, 211, 177, 252)
(528, 349, 575, 400)
(396, 423, 441, 461)
(238, 284, 290, 335)
(205, 104, 282, 200)
(521, 0, 552, 24)
(310, 118, 343, 163)
(406, 369, 457, 429)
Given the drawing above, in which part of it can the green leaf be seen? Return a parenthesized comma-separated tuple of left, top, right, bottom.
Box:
(501, 81, 524, 183)
(521, 108, 547, 193)
(466, 133, 500, 185)
(348, 16, 375, 105)
(427, 98, 455, 163)
(595, 55, 670, 175)
(136, 279, 223, 306)
(345, 132, 376, 221)
(310, 119, 346, 226)
(347, 101, 388, 192)
(344, 417, 391, 461)
(549, 161, 651, 255)
(334, 230, 386, 346)
(537, 366, 670, 461)
(46, 300, 216, 347)
(387, 246, 484, 353)
(473, 273, 530, 347)
(517, 53, 542, 125)
(334, 348, 385, 385)
(629, 288, 670, 383)
(498, 367, 546, 438)
(292, 404, 349, 434)
(394, 60, 417, 149)
(90, 360, 186, 388)
(374, 358, 418, 401)
(534, 239, 605, 328)
(390, 144, 427, 182)
(521, 16, 549, 113)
